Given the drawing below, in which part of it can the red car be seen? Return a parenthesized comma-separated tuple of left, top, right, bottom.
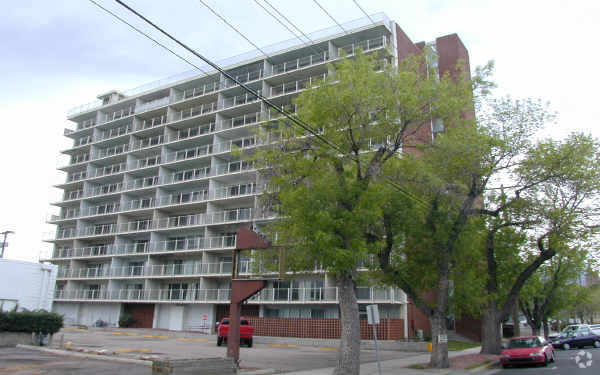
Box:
(216, 317, 254, 347)
(500, 336, 555, 368)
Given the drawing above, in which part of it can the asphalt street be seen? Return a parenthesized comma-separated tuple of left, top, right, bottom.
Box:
(0, 346, 149, 375)
(487, 347, 600, 375)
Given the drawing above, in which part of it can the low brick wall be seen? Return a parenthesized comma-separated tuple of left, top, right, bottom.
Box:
(246, 318, 404, 340)
(152, 358, 237, 375)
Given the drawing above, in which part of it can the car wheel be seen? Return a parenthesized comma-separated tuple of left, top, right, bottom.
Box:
(563, 343, 570, 350)
(594, 340, 600, 348)
(247, 338, 253, 348)
(217, 336, 223, 346)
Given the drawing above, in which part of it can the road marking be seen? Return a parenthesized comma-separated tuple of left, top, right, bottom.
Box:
(269, 344, 298, 348)
(178, 338, 209, 342)
(116, 349, 153, 353)
(142, 335, 168, 339)
(319, 346, 339, 351)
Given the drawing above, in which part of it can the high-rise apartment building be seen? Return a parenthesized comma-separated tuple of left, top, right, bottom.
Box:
(44, 13, 469, 338)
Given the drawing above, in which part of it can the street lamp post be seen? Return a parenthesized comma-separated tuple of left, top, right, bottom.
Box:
(0, 231, 15, 258)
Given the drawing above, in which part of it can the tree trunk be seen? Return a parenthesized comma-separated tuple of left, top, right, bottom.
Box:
(429, 255, 450, 369)
(481, 305, 503, 354)
(530, 323, 541, 336)
(333, 274, 361, 375)
(429, 310, 449, 368)
(542, 319, 549, 339)
(512, 303, 520, 337)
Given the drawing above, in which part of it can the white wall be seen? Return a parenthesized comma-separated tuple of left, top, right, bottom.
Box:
(53, 303, 80, 325)
(78, 303, 121, 326)
(183, 305, 214, 332)
(155, 304, 185, 330)
(0, 259, 57, 311)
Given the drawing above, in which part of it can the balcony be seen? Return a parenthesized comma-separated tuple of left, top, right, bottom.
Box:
(174, 81, 221, 102)
(88, 162, 127, 179)
(270, 51, 329, 76)
(103, 107, 135, 123)
(216, 112, 260, 132)
(221, 91, 261, 109)
(77, 118, 97, 131)
(270, 73, 327, 97)
(136, 97, 169, 113)
(164, 144, 213, 164)
(223, 68, 263, 89)
(338, 35, 388, 57)
(66, 171, 87, 183)
(138, 115, 167, 130)
(97, 124, 133, 141)
(174, 122, 215, 141)
(46, 235, 235, 260)
(131, 135, 164, 151)
(172, 102, 218, 122)
(94, 144, 129, 160)
(54, 286, 405, 304)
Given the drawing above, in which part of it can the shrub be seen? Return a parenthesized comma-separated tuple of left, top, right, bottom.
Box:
(118, 312, 136, 328)
(0, 310, 63, 335)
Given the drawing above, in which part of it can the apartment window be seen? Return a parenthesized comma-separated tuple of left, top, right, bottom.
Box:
(128, 262, 144, 276)
(135, 219, 150, 231)
(134, 240, 148, 253)
(173, 260, 184, 275)
(168, 283, 187, 300)
(87, 284, 100, 299)
(311, 309, 325, 319)
(168, 237, 186, 250)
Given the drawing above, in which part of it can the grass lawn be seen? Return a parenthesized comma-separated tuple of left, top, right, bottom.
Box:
(447, 340, 480, 351)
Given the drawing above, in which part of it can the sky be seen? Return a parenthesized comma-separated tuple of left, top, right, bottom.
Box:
(1, 0, 599, 262)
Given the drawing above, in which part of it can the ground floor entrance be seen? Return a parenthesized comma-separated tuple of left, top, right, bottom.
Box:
(123, 303, 155, 328)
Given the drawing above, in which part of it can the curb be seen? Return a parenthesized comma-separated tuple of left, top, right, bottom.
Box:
(16, 344, 152, 366)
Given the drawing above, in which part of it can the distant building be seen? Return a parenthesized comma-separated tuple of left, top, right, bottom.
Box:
(43, 12, 469, 338)
(0, 259, 57, 312)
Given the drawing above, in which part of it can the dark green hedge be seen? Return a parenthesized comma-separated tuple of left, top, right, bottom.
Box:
(0, 310, 63, 334)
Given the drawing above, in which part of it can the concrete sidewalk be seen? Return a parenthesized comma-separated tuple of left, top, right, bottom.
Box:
(264, 348, 497, 375)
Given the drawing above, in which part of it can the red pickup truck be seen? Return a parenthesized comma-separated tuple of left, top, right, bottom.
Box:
(216, 317, 254, 347)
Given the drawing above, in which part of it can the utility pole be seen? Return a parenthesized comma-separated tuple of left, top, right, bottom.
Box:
(0, 231, 15, 258)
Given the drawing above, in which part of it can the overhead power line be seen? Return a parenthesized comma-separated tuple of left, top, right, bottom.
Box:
(312, 0, 347, 34)
(351, 0, 374, 24)
(100, 0, 429, 210)
(252, 0, 322, 57)
(87, 0, 211, 77)
(261, 0, 320, 50)
(197, 0, 273, 62)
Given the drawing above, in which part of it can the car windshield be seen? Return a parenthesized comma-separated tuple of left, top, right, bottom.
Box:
(508, 338, 539, 348)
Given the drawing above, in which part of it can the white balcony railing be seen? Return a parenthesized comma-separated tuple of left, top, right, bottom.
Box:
(338, 35, 388, 57)
(136, 97, 169, 113)
(270, 73, 327, 97)
(174, 81, 221, 102)
(221, 91, 261, 109)
(270, 51, 329, 76)
(47, 235, 236, 259)
(223, 69, 263, 88)
(172, 102, 218, 122)
(54, 286, 405, 304)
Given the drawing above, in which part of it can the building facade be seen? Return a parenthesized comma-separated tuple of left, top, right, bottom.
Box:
(0, 259, 57, 312)
(44, 13, 469, 337)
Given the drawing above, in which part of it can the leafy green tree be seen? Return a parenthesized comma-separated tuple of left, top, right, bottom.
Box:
(253, 49, 474, 372)
(519, 249, 587, 337)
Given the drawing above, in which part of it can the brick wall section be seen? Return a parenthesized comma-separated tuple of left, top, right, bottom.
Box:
(246, 317, 404, 340)
(455, 315, 482, 342)
(435, 34, 471, 80)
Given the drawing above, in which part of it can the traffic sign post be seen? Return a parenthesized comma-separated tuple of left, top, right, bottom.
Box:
(366, 304, 382, 375)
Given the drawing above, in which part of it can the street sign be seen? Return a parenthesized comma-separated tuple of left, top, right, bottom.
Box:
(438, 334, 448, 344)
(202, 314, 208, 320)
(366, 304, 380, 325)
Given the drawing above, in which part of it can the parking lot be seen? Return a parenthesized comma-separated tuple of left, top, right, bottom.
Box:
(49, 327, 422, 372)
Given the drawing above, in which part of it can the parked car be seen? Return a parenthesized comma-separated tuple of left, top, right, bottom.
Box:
(549, 324, 590, 341)
(500, 336, 555, 368)
(552, 326, 600, 350)
(216, 317, 254, 347)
